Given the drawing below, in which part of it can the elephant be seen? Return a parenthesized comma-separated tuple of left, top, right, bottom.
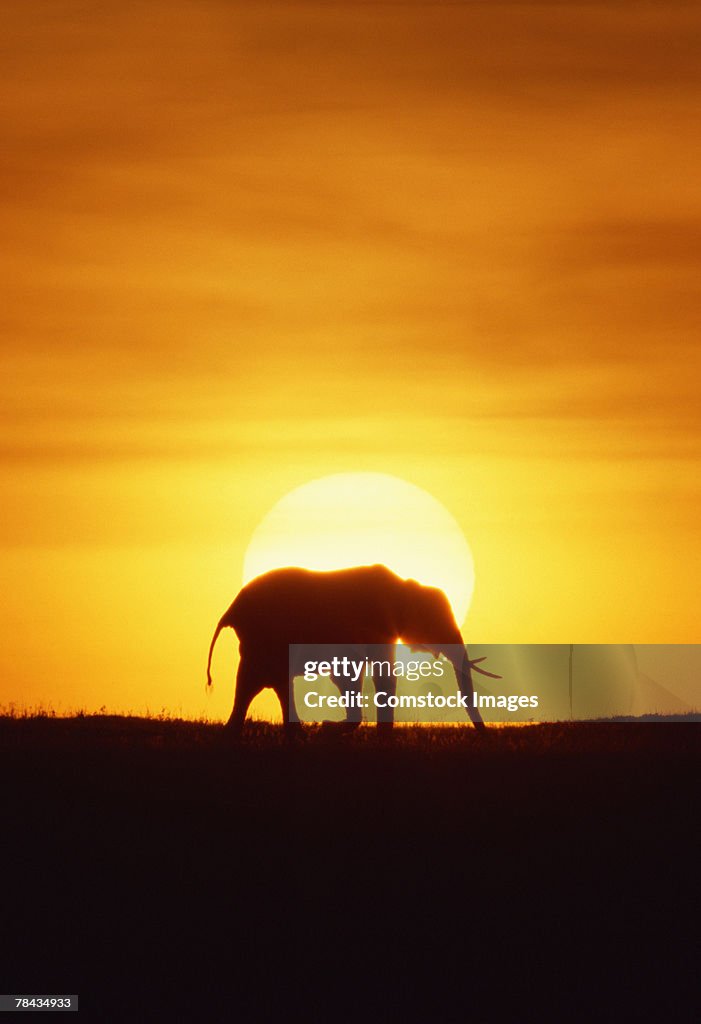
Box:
(206, 563, 492, 735)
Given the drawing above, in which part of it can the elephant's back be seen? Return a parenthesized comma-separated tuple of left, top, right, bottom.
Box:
(229, 564, 401, 642)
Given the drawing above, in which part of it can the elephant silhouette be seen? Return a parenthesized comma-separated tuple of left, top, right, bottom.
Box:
(206, 564, 490, 735)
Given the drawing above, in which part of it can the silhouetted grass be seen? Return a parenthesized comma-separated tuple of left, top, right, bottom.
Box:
(1, 712, 697, 1019)
(0, 711, 698, 755)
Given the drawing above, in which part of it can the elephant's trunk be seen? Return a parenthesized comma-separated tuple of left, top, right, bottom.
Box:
(206, 618, 227, 690)
(446, 645, 485, 730)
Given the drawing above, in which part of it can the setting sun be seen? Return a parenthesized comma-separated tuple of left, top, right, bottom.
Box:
(242, 473, 475, 625)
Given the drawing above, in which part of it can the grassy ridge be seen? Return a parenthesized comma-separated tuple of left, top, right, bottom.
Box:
(1, 715, 698, 1020)
(1, 711, 699, 748)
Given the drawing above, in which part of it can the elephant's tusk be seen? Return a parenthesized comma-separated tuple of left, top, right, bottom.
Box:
(469, 659, 502, 680)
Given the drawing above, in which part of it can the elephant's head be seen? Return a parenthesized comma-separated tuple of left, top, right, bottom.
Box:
(399, 579, 464, 651)
(399, 578, 487, 728)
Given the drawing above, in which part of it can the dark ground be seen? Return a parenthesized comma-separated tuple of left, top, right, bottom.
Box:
(1, 716, 699, 1022)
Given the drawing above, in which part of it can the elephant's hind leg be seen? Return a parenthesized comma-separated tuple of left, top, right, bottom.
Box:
(225, 658, 260, 738)
(277, 674, 305, 741)
(334, 675, 362, 731)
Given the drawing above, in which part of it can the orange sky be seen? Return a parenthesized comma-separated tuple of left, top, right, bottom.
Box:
(1, 1, 699, 718)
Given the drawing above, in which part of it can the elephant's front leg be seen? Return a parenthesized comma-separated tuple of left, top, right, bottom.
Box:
(372, 644, 396, 736)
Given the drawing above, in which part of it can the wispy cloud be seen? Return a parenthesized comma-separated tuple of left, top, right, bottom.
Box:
(1, 0, 699, 462)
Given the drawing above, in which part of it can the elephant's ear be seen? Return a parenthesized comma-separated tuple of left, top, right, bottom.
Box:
(399, 578, 424, 637)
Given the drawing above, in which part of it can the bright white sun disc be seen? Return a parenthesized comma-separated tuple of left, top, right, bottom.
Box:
(242, 473, 475, 624)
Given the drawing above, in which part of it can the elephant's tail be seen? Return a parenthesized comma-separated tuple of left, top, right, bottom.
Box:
(206, 618, 228, 690)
